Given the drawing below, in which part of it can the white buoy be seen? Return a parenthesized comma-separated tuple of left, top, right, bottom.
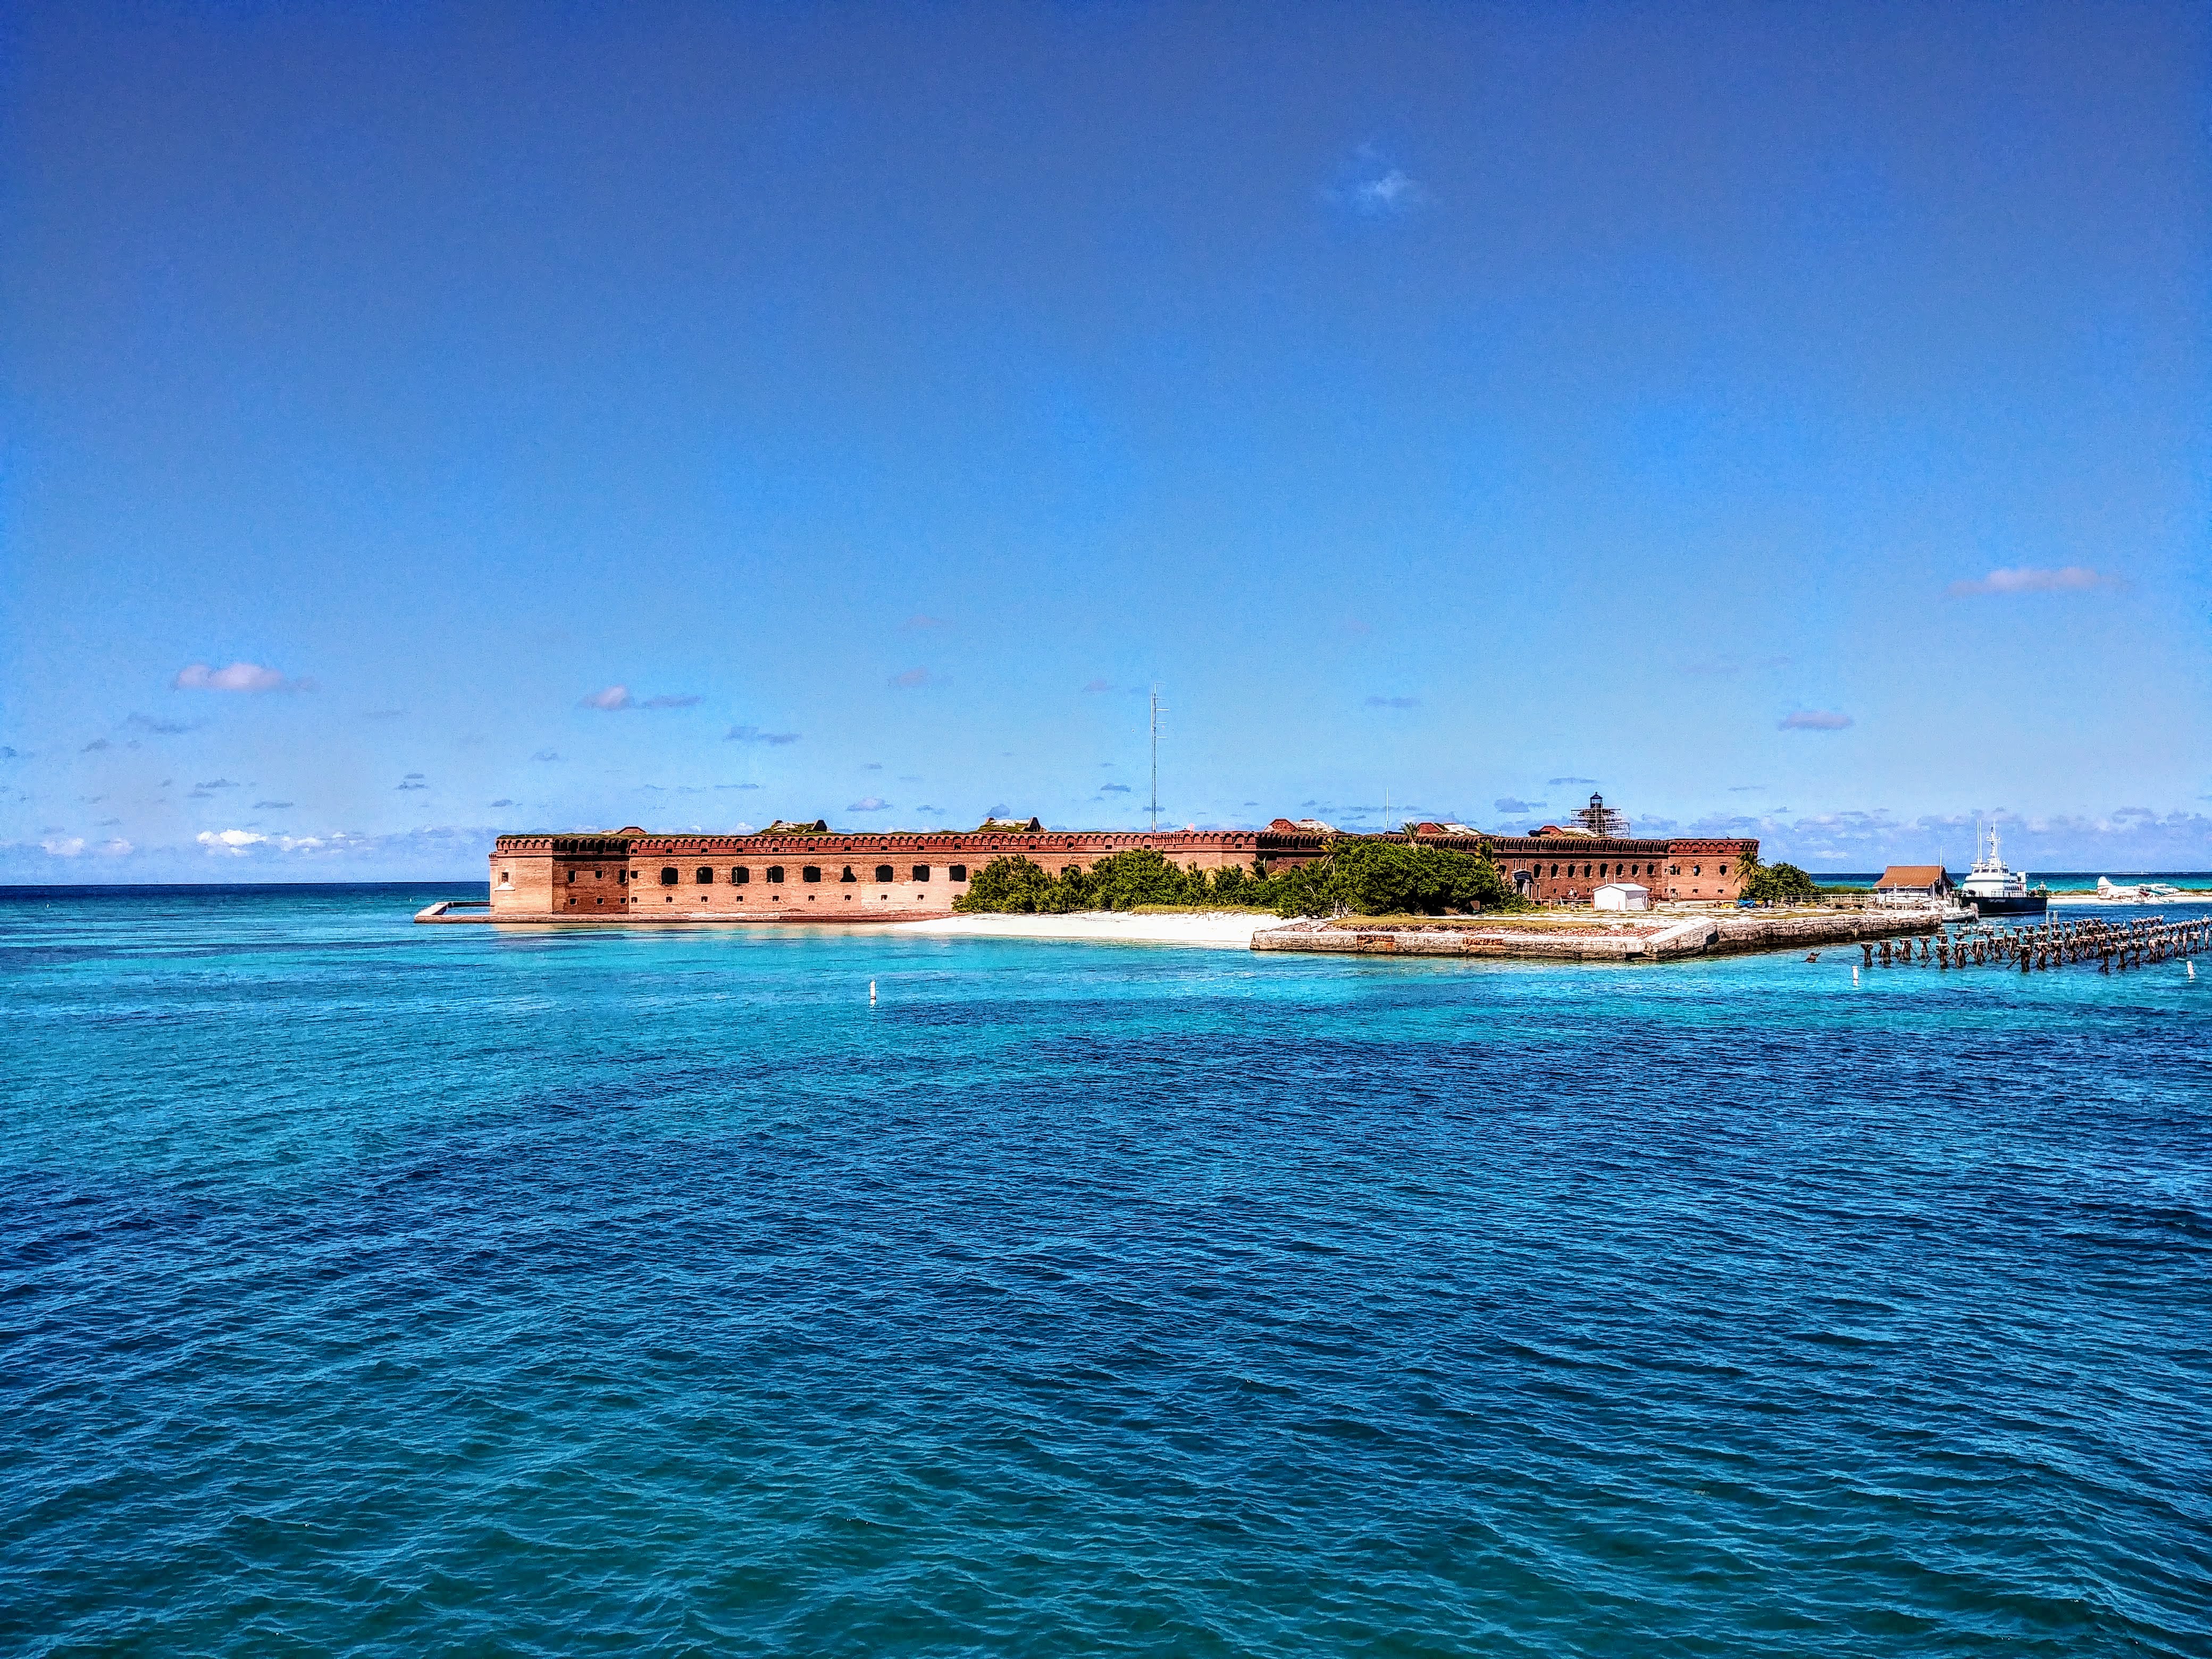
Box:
(1852, 966, 1859, 986)
(2189, 961, 2197, 979)
(869, 979, 878, 1005)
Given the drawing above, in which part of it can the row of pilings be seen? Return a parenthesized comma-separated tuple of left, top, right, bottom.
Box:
(1861, 915, 2207, 974)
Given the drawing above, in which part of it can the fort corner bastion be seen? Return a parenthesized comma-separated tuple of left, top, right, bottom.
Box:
(447, 797, 1757, 924)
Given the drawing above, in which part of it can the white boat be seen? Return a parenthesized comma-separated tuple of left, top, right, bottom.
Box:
(1957, 822, 2047, 916)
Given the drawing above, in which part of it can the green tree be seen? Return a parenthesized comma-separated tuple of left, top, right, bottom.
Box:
(1262, 840, 1518, 918)
(953, 855, 1060, 913)
(1085, 848, 1201, 909)
(1740, 858, 1818, 904)
(953, 842, 1525, 918)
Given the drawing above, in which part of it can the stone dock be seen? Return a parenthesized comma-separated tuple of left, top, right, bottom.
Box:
(1250, 907, 1943, 963)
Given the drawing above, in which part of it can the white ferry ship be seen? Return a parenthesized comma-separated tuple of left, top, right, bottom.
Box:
(1958, 823, 2048, 916)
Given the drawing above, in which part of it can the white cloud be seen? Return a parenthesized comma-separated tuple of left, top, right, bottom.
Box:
(726, 725, 800, 745)
(1946, 566, 2119, 598)
(195, 828, 380, 857)
(581, 685, 699, 711)
(173, 661, 309, 692)
(1779, 710, 1854, 731)
(96, 837, 132, 857)
(41, 836, 85, 857)
(848, 796, 891, 812)
(197, 829, 268, 854)
(1354, 168, 1425, 213)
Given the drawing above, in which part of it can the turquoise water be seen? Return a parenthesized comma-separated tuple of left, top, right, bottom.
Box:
(5, 885, 2210, 1656)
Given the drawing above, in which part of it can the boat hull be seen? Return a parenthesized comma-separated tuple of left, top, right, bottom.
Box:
(1966, 892, 2048, 916)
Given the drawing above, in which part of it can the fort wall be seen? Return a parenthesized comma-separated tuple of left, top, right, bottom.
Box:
(482, 822, 1754, 921)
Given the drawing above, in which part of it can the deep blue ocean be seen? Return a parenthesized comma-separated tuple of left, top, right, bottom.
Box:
(5, 885, 2210, 1656)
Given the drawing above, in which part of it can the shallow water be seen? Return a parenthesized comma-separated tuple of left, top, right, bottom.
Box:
(5, 886, 2210, 1656)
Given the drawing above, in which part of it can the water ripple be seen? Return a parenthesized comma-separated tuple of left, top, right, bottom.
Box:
(3, 890, 2210, 1654)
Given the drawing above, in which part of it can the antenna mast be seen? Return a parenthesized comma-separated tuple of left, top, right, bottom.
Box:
(1149, 683, 1166, 835)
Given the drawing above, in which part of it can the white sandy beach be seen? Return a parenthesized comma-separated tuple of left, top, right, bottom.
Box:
(893, 910, 1277, 947)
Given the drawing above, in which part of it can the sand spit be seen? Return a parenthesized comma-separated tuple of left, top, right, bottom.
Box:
(893, 911, 1275, 946)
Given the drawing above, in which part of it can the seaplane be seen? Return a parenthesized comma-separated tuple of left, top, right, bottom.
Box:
(2093, 876, 2186, 904)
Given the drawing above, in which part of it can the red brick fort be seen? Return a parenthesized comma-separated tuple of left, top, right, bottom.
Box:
(487, 795, 1753, 921)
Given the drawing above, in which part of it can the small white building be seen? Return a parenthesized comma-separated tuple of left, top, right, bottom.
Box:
(1593, 882, 1650, 911)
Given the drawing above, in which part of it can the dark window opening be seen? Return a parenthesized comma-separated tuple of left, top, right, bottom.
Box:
(696, 867, 714, 884)
(949, 865, 967, 882)
(874, 865, 894, 883)
(839, 866, 857, 883)
(732, 867, 750, 884)
(802, 866, 822, 883)
(767, 866, 784, 883)
(568, 869, 576, 883)
(659, 867, 678, 886)
(912, 865, 931, 882)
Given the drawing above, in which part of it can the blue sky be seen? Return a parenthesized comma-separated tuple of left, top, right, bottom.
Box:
(3, 1, 2207, 878)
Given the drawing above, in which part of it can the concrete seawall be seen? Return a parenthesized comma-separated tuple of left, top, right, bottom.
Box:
(1250, 908, 1942, 963)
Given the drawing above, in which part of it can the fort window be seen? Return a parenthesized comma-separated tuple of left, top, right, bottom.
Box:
(839, 866, 857, 883)
(912, 865, 931, 882)
(949, 865, 967, 882)
(767, 866, 784, 883)
(568, 870, 577, 883)
(1598, 864, 1608, 878)
(1693, 865, 1702, 876)
(694, 867, 713, 884)
(731, 867, 749, 884)
(802, 866, 822, 883)
(659, 867, 678, 885)
(875, 865, 894, 883)
(1549, 864, 1559, 877)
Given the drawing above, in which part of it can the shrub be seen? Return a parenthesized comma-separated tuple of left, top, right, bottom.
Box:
(950, 840, 1522, 918)
(1272, 839, 1513, 918)
(953, 856, 1062, 914)
(1740, 860, 1819, 904)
